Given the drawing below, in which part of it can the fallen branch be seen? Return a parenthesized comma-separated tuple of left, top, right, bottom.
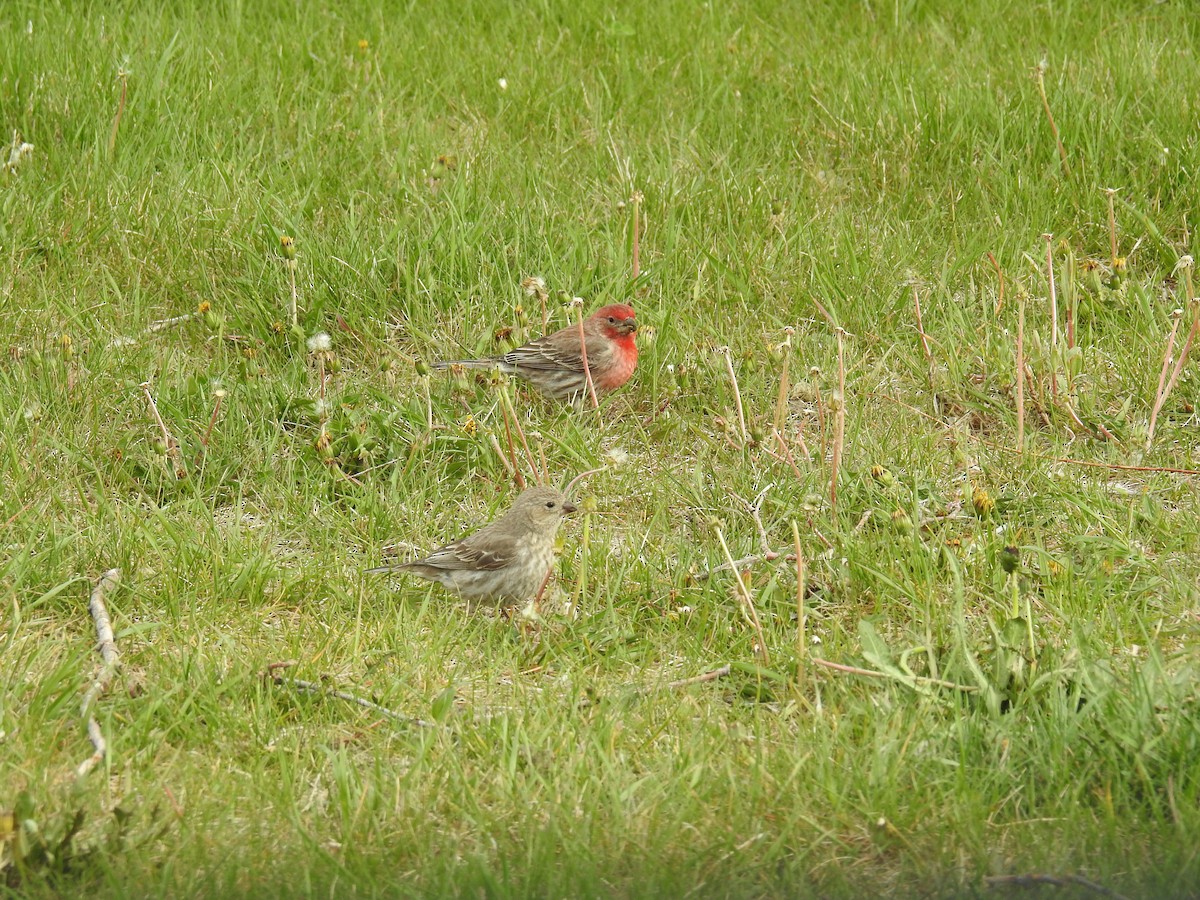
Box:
(266, 662, 435, 729)
(77, 568, 122, 778)
(984, 872, 1130, 900)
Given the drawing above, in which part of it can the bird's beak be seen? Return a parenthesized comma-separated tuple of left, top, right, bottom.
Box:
(619, 318, 638, 335)
(561, 501, 578, 514)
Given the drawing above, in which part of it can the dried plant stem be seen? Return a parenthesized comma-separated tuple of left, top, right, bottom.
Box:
(495, 396, 527, 490)
(487, 433, 518, 481)
(830, 330, 846, 516)
(140, 381, 186, 477)
(1015, 293, 1026, 454)
(667, 665, 732, 689)
(773, 327, 794, 433)
(691, 551, 788, 581)
(106, 313, 197, 350)
(718, 347, 749, 443)
(792, 520, 806, 690)
(1147, 313, 1182, 449)
(714, 526, 770, 665)
(763, 430, 806, 483)
(1034, 63, 1071, 178)
(199, 391, 226, 451)
(498, 386, 538, 482)
(267, 662, 434, 729)
(78, 569, 121, 778)
(573, 299, 600, 410)
(1148, 304, 1200, 450)
(811, 657, 978, 693)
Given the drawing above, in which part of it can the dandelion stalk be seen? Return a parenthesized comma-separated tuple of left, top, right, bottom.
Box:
(497, 383, 537, 483)
(571, 297, 600, 411)
(713, 521, 769, 666)
(718, 346, 749, 443)
(281, 236, 299, 329)
(496, 390, 527, 490)
(307, 333, 333, 456)
(792, 519, 806, 690)
(522, 276, 549, 334)
(140, 381, 186, 478)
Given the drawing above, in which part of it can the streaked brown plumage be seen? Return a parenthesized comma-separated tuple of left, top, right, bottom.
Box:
(367, 486, 576, 605)
(434, 304, 638, 402)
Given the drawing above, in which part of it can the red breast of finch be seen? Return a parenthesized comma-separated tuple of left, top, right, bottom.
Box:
(434, 303, 638, 403)
(367, 486, 576, 605)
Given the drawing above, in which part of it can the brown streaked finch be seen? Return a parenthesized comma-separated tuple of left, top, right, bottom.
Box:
(434, 303, 638, 403)
(367, 486, 576, 605)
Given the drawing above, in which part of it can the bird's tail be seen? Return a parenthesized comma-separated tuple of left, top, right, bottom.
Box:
(365, 563, 411, 574)
(432, 358, 504, 370)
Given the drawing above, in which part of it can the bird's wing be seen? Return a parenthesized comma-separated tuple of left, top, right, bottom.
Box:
(501, 331, 594, 373)
(413, 537, 514, 571)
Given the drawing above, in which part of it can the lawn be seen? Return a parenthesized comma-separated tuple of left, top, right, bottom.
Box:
(2, 0, 1199, 896)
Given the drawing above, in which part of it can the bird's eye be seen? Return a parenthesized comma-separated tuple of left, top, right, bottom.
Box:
(546, 501, 556, 508)
(607, 316, 616, 324)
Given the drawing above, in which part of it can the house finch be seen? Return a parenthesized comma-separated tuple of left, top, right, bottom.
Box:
(367, 486, 576, 605)
(434, 303, 638, 402)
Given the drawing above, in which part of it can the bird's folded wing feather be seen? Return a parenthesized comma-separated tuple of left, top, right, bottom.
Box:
(502, 333, 605, 373)
(415, 539, 513, 570)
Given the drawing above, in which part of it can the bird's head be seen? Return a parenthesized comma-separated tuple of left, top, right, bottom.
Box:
(512, 486, 577, 530)
(593, 304, 638, 338)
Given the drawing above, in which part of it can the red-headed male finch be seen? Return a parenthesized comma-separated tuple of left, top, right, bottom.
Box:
(367, 486, 576, 605)
(434, 303, 638, 403)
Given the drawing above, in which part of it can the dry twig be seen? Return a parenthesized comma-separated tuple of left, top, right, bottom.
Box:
(667, 665, 732, 689)
(77, 569, 121, 778)
(266, 661, 435, 729)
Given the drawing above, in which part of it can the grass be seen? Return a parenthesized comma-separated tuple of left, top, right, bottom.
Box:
(3, 0, 1200, 896)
